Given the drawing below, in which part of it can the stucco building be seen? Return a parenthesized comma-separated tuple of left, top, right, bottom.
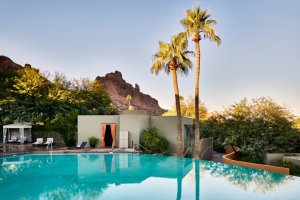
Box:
(77, 110, 193, 153)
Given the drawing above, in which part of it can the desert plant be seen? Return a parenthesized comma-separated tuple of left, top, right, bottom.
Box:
(88, 136, 99, 148)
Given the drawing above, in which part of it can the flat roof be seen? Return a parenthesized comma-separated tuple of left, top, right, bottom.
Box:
(3, 124, 32, 129)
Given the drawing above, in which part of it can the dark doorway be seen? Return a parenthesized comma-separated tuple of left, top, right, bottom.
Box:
(105, 125, 113, 147)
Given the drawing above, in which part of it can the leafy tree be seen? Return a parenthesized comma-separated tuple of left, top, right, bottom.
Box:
(163, 96, 208, 120)
(293, 118, 300, 130)
(202, 97, 300, 162)
(49, 111, 78, 146)
(0, 65, 117, 146)
(151, 32, 193, 157)
(181, 6, 221, 159)
(13, 65, 49, 96)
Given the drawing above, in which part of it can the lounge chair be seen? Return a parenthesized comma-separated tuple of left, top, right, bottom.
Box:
(17, 137, 27, 143)
(8, 136, 17, 143)
(67, 141, 87, 150)
(32, 138, 43, 145)
(44, 138, 54, 145)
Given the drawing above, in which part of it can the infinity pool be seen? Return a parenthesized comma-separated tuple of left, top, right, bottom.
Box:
(0, 153, 299, 200)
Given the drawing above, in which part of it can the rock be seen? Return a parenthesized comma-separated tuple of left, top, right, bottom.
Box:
(0, 56, 21, 71)
(135, 84, 140, 92)
(96, 71, 166, 115)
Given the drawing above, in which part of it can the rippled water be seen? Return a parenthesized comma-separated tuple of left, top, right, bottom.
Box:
(0, 153, 299, 200)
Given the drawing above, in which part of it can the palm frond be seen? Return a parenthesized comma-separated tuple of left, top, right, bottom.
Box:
(151, 32, 193, 76)
(180, 5, 221, 46)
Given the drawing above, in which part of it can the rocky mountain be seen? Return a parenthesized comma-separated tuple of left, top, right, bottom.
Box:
(96, 71, 166, 115)
(0, 55, 165, 115)
(0, 56, 21, 70)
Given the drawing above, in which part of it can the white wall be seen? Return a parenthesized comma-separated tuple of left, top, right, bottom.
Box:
(150, 116, 193, 153)
(78, 115, 119, 147)
(120, 115, 149, 148)
(78, 114, 193, 153)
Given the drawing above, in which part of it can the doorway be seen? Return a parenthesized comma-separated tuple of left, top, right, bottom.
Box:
(104, 125, 113, 147)
(101, 123, 117, 148)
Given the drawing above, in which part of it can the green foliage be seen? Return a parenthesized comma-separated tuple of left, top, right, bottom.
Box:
(151, 32, 193, 75)
(0, 67, 116, 120)
(140, 127, 169, 154)
(49, 112, 78, 146)
(180, 6, 221, 46)
(293, 118, 300, 130)
(88, 136, 99, 147)
(163, 96, 208, 120)
(201, 97, 300, 161)
(201, 112, 226, 153)
(239, 154, 264, 164)
(0, 65, 117, 146)
(278, 161, 300, 176)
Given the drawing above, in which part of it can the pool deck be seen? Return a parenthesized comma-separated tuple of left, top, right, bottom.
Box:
(0, 144, 225, 162)
(0, 144, 138, 156)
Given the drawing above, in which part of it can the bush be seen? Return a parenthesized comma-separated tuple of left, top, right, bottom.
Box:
(49, 112, 77, 146)
(88, 136, 99, 148)
(140, 127, 169, 154)
(240, 154, 264, 164)
(278, 160, 300, 176)
(202, 97, 300, 162)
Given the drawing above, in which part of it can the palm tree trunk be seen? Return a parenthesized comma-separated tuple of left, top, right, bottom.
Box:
(193, 37, 201, 159)
(171, 69, 184, 157)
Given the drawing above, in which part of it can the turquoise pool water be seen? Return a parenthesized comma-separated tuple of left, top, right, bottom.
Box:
(0, 153, 299, 200)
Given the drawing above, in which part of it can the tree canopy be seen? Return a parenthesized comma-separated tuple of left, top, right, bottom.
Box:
(0, 65, 117, 145)
(201, 97, 300, 162)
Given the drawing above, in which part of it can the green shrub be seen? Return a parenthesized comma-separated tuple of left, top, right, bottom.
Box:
(140, 127, 169, 154)
(278, 160, 300, 176)
(49, 112, 77, 146)
(88, 136, 99, 148)
(240, 154, 264, 164)
(201, 97, 300, 161)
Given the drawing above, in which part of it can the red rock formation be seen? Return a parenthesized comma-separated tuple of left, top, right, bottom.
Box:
(96, 71, 166, 115)
(0, 56, 21, 70)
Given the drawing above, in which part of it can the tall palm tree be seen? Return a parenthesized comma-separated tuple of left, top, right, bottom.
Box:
(151, 32, 193, 157)
(181, 6, 221, 159)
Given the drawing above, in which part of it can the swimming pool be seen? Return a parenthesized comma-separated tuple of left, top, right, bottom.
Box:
(0, 153, 299, 200)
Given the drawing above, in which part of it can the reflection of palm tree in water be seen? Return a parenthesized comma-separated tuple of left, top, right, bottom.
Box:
(195, 160, 200, 200)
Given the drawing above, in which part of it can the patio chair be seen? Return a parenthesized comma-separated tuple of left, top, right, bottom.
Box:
(67, 141, 87, 150)
(44, 138, 54, 145)
(8, 136, 17, 143)
(17, 137, 27, 143)
(32, 138, 43, 145)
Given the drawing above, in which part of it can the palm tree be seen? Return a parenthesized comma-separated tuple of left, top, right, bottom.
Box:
(126, 95, 132, 107)
(181, 6, 221, 159)
(151, 32, 193, 157)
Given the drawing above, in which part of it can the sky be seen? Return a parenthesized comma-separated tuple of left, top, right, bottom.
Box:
(1, 0, 300, 116)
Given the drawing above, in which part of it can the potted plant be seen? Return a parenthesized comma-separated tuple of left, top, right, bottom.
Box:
(88, 136, 99, 148)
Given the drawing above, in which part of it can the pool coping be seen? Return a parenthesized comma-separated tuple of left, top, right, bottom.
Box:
(0, 151, 140, 158)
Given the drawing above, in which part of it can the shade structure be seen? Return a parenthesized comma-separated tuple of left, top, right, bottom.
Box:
(3, 123, 32, 144)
